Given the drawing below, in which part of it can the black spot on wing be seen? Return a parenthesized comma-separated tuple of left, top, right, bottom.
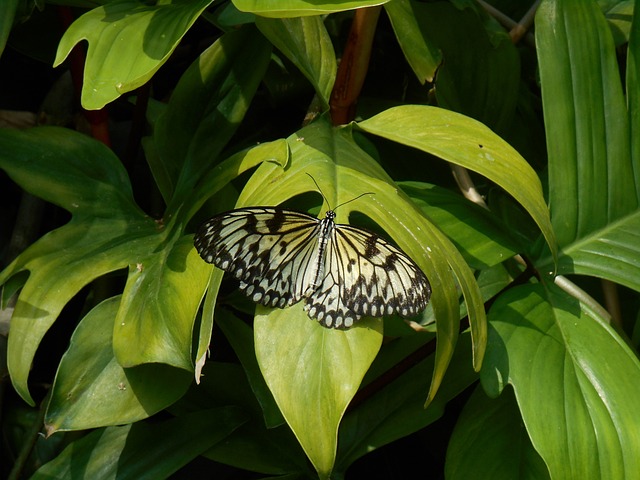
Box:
(382, 252, 398, 271)
(364, 233, 380, 259)
(346, 258, 356, 273)
(265, 209, 287, 233)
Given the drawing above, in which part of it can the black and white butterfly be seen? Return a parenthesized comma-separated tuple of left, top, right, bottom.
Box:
(194, 206, 431, 329)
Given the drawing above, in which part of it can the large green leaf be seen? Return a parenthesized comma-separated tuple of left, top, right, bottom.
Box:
(481, 283, 640, 479)
(46, 297, 192, 433)
(192, 115, 484, 474)
(357, 105, 556, 263)
(232, 117, 481, 396)
(534, 1, 640, 292)
(150, 26, 272, 208)
(54, 0, 215, 109)
(33, 408, 248, 479)
(536, 0, 638, 248)
(256, 16, 336, 107)
(254, 304, 382, 478)
(0, 128, 194, 395)
(232, 0, 389, 17)
(0, 127, 283, 403)
(360, 105, 553, 376)
(0, 127, 153, 404)
(446, 386, 549, 480)
(0, 127, 140, 217)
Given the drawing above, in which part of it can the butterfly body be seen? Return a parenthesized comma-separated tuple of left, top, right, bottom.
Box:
(195, 207, 430, 329)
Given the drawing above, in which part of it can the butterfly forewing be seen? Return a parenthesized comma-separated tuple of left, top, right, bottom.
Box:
(195, 206, 431, 329)
(195, 207, 321, 308)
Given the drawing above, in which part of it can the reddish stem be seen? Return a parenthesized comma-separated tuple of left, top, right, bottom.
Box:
(57, 6, 111, 147)
(330, 6, 382, 125)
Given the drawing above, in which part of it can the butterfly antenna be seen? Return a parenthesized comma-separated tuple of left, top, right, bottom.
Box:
(306, 173, 374, 211)
(306, 173, 330, 208)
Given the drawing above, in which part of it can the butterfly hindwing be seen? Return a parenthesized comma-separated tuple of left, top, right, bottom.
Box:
(304, 224, 431, 328)
(195, 206, 431, 329)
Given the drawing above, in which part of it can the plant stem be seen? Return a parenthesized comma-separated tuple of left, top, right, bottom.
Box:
(330, 6, 382, 125)
(7, 390, 51, 480)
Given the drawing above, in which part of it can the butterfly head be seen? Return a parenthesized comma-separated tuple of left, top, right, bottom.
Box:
(324, 210, 337, 221)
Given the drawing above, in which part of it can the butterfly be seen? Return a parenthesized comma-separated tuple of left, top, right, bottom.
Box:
(194, 205, 431, 329)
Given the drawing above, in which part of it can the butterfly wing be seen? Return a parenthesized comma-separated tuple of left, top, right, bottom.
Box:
(196, 207, 431, 329)
(195, 207, 322, 308)
(304, 223, 431, 328)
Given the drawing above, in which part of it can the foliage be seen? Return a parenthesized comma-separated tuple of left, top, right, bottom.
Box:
(1, 0, 639, 478)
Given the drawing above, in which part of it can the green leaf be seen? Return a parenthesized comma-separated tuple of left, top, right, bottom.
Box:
(481, 283, 640, 479)
(400, 181, 518, 269)
(202, 115, 487, 474)
(33, 408, 248, 479)
(254, 304, 383, 478)
(536, 0, 638, 247)
(0, 126, 280, 403)
(173, 361, 311, 476)
(627, 0, 640, 196)
(357, 105, 556, 264)
(0, 127, 140, 217)
(113, 235, 210, 370)
(0, 0, 19, 57)
(446, 386, 549, 480)
(336, 331, 479, 472)
(256, 16, 336, 107)
(2, 217, 153, 406)
(231, 116, 483, 392)
(232, 0, 390, 18)
(188, 139, 290, 371)
(533, 1, 640, 292)
(555, 211, 640, 292)
(215, 310, 283, 427)
(603, 0, 636, 46)
(383, 0, 441, 83)
(409, 1, 520, 133)
(149, 26, 272, 207)
(53, 0, 215, 109)
(0, 127, 153, 405)
(46, 297, 192, 433)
